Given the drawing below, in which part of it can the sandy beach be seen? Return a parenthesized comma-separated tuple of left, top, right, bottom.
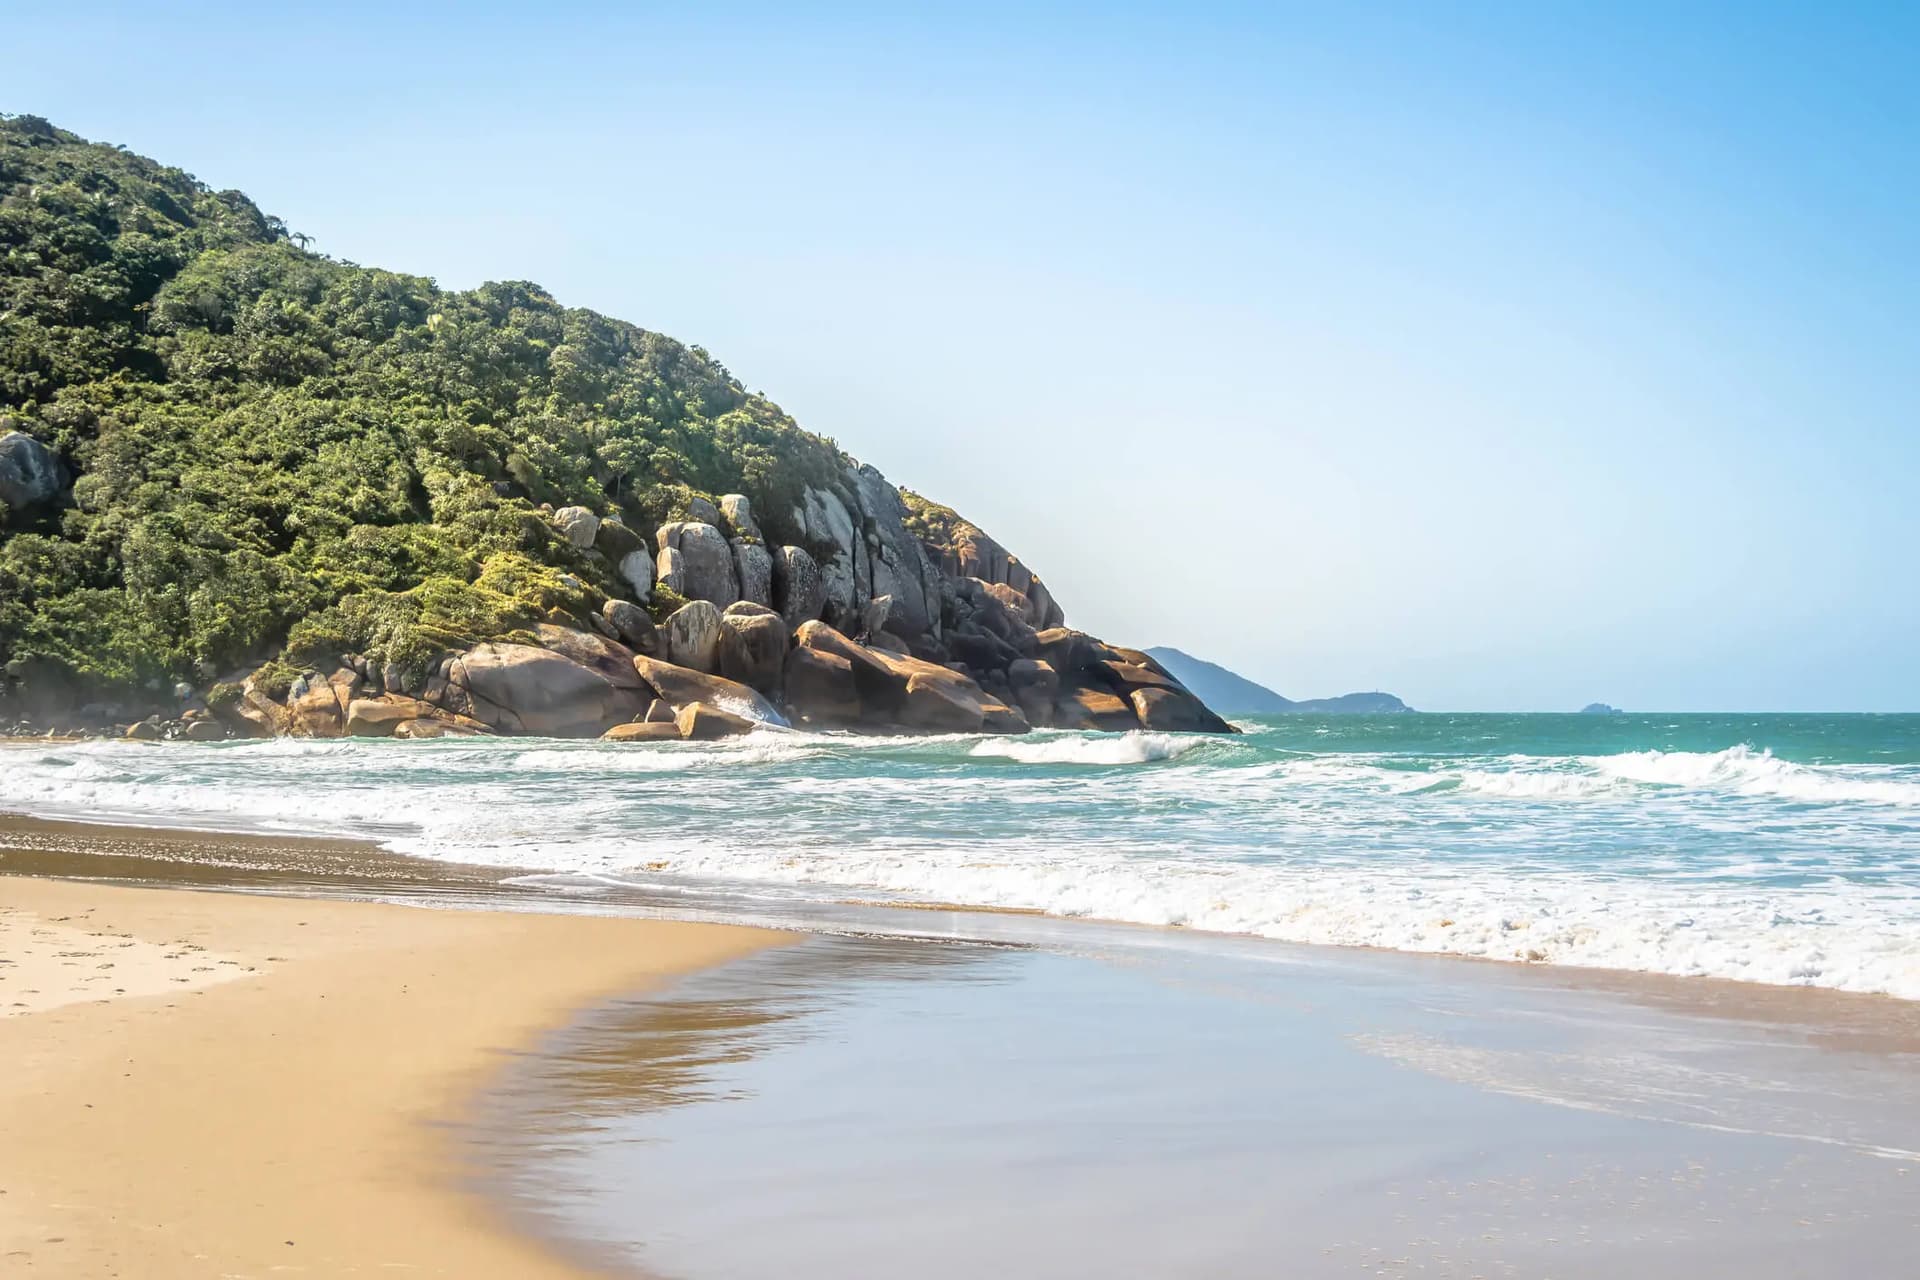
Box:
(0, 870, 788, 1278)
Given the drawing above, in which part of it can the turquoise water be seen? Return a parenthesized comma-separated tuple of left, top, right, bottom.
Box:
(5, 713, 1919, 996)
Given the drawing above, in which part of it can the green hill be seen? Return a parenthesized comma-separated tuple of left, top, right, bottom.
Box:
(0, 114, 1230, 740)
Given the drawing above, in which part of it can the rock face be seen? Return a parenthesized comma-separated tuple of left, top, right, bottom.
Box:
(846, 466, 942, 640)
(792, 486, 861, 624)
(772, 546, 826, 628)
(656, 522, 738, 607)
(732, 539, 773, 608)
(0, 431, 66, 514)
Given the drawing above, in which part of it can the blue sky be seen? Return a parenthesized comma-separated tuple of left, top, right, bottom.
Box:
(10, 3, 1917, 709)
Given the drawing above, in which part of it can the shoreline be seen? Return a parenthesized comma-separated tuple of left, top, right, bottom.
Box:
(7, 803, 1920, 1016)
(0, 873, 790, 1278)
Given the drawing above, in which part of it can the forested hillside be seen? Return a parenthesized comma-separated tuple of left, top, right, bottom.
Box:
(0, 114, 1229, 741)
(0, 113, 845, 692)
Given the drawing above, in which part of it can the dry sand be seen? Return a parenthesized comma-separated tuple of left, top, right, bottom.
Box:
(0, 875, 789, 1278)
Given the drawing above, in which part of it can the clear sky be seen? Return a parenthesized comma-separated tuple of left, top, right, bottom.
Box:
(9, 3, 1917, 710)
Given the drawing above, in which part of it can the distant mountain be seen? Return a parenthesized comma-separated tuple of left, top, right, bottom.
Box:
(1579, 702, 1624, 715)
(1146, 648, 1412, 715)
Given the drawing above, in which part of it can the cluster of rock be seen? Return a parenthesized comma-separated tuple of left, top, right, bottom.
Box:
(105, 472, 1232, 743)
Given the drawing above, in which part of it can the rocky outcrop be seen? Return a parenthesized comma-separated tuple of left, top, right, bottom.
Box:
(0, 432, 67, 515)
(84, 461, 1233, 744)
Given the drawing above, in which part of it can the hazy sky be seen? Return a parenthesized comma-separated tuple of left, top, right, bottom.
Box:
(10, 3, 1917, 710)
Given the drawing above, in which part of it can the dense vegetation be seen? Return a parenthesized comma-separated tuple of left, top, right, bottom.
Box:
(0, 114, 852, 696)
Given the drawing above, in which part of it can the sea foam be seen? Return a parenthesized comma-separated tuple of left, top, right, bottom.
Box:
(5, 719, 1920, 999)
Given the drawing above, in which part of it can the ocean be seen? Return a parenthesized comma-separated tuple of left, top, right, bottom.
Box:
(4, 712, 1918, 999)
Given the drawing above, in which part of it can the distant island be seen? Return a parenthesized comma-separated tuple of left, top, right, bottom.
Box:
(1579, 703, 1624, 715)
(1146, 648, 1412, 715)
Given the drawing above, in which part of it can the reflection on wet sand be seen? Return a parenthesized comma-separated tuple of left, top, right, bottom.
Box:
(468, 936, 1920, 1280)
(478, 937, 1005, 1130)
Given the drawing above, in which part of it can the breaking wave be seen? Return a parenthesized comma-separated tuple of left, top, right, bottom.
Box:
(5, 713, 1920, 998)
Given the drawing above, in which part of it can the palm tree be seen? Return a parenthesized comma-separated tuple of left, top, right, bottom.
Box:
(291, 231, 313, 251)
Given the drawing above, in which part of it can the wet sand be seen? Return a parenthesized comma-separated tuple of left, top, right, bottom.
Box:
(0, 868, 788, 1277)
(479, 934, 1920, 1279)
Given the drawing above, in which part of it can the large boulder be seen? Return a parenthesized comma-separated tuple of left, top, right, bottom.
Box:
(283, 668, 357, 738)
(664, 600, 723, 673)
(602, 721, 685, 743)
(1093, 659, 1177, 694)
(784, 645, 861, 727)
(732, 539, 773, 608)
(1008, 658, 1059, 728)
(676, 701, 760, 740)
(655, 546, 686, 594)
(0, 432, 67, 514)
(595, 517, 646, 564)
(601, 599, 658, 654)
(449, 643, 648, 737)
(1054, 685, 1140, 732)
(718, 493, 761, 540)
(535, 624, 651, 690)
(793, 621, 1026, 735)
(686, 495, 722, 526)
(717, 603, 789, 698)
(772, 545, 826, 627)
(619, 547, 655, 602)
(656, 522, 738, 607)
(632, 654, 789, 727)
(1131, 686, 1234, 733)
(552, 505, 600, 550)
(346, 696, 488, 739)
